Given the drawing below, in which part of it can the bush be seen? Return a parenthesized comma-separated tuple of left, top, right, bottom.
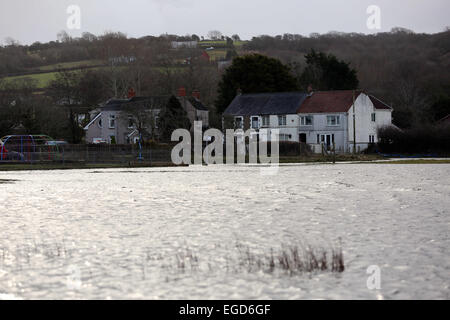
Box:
(260, 141, 312, 156)
(378, 124, 450, 155)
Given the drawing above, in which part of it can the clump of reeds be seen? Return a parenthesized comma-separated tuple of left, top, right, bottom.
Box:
(235, 241, 344, 275)
(146, 239, 345, 279)
(175, 248, 199, 272)
(0, 240, 73, 268)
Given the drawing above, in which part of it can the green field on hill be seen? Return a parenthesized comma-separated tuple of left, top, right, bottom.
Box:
(199, 40, 246, 48)
(1, 60, 105, 88)
(206, 49, 228, 61)
(36, 59, 104, 71)
(2, 64, 189, 89)
(4, 72, 59, 88)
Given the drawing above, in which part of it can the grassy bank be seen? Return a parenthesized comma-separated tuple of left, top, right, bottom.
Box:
(1, 157, 449, 172)
(0, 161, 184, 172)
(279, 154, 385, 163)
(369, 159, 450, 164)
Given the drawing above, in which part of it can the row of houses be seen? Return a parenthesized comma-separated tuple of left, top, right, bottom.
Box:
(85, 88, 394, 153)
(84, 89, 209, 144)
(223, 90, 393, 153)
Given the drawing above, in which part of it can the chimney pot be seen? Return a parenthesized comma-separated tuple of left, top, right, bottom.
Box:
(177, 87, 187, 97)
(128, 87, 136, 98)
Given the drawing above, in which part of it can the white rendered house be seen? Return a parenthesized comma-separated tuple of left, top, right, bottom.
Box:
(223, 90, 393, 153)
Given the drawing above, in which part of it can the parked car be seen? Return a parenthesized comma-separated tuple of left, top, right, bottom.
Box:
(0, 138, 24, 161)
(92, 138, 107, 144)
(45, 140, 69, 146)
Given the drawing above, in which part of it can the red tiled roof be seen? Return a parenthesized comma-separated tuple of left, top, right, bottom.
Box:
(297, 90, 362, 114)
(369, 95, 392, 110)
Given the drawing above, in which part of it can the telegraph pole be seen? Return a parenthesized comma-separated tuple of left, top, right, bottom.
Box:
(353, 90, 356, 154)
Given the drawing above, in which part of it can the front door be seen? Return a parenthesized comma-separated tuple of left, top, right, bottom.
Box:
(299, 133, 307, 143)
(326, 135, 331, 148)
(320, 134, 334, 151)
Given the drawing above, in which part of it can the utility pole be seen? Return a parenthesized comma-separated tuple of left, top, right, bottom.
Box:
(353, 90, 356, 154)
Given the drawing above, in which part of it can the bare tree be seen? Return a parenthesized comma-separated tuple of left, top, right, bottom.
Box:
(207, 30, 223, 40)
(119, 99, 162, 142)
(57, 30, 72, 43)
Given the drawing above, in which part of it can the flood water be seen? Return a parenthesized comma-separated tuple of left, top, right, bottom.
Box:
(0, 164, 449, 299)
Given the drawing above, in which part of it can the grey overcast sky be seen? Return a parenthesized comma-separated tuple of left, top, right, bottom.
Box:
(0, 0, 449, 44)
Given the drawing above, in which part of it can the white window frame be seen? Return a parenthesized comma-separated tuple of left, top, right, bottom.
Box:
(327, 115, 340, 126)
(109, 114, 116, 129)
(262, 115, 270, 127)
(371, 113, 376, 122)
(235, 116, 243, 129)
(300, 115, 313, 126)
(251, 116, 259, 129)
(278, 115, 287, 126)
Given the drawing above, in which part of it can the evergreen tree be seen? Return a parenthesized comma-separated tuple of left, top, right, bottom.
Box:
(158, 96, 191, 142)
(215, 54, 299, 114)
(299, 49, 359, 91)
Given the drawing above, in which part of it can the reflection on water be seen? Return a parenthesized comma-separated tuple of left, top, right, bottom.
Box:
(0, 164, 449, 299)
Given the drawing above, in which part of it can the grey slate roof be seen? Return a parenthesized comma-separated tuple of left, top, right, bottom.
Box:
(101, 96, 169, 111)
(223, 92, 309, 116)
(101, 96, 209, 112)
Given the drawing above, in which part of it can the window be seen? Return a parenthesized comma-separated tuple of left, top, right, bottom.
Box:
(327, 115, 340, 126)
(235, 117, 243, 129)
(278, 115, 287, 126)
(109, 114, 116, 129)
(369, 135, 375, 143)
(279, 134, 291, 141)
(128, 116, 134, 129)
(251, 117, 259, 129)
(300, 115, 313, 126)
(262, 115, 270, 127)
(98, 118, 103, 128)
(371, 113, 376, 122)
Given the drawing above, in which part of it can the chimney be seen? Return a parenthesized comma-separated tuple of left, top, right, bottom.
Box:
(128, 87, 136, 99)
(177, 87, 186, 97)
(192, 90, 200, 100)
